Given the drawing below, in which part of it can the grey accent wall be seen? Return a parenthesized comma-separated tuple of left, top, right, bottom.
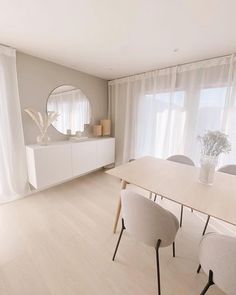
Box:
(16, 52, 108, 144)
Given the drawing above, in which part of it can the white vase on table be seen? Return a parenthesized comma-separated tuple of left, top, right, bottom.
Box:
(199, 155, 218, 185)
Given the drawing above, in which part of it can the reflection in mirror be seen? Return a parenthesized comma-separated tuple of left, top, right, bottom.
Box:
(47, 85, 91, 135)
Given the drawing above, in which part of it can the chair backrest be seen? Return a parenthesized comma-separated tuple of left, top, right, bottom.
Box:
(217, 164, 236, 175)
(121, 190, 179, 248)
(199, 233, 236, 295)
(167, 155, 195, 166)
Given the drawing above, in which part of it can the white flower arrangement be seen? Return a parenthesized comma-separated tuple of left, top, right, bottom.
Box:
(24, 108, 59, 138)
(198, 130, 231, 158)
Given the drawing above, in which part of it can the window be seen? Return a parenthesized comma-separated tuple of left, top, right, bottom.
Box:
(136, 91, 186, 158)
(196, 87, 227, 136)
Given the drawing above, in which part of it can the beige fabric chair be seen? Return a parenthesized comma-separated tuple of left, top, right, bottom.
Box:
(112, 189, 179, 295)
(167, 154, 195, 166)
(202, 164, 236, 235)
(198, 233, 236, 294)
(166, 155, 195, 227)
(218, 164, 236, 175)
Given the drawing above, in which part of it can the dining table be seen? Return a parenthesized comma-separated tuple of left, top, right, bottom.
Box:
(106, 156, 236, 233)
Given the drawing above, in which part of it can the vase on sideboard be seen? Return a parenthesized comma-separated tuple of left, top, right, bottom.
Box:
(37, 133, 50, 146)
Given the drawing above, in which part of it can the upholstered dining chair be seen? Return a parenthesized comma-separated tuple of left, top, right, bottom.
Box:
(198, 233, 236, 295)
(112, 190, 179, 295)
(202, 164, 236, 236)
(164, 155, 195, 227)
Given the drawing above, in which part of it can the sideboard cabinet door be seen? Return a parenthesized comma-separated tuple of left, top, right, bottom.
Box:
(71, 141, 98, 176)
(28, 144, 72, 189)
(96, 138, 115, 167)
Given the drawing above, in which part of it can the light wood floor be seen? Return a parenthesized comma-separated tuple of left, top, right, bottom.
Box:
(0, 170, 229, 295)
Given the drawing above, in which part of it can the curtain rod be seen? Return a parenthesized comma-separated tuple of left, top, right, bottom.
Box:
(109, 52, 235, 82)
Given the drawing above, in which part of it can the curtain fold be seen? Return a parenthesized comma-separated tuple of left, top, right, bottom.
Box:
(0, 45, 29, 203)
(109, 54, 236, 166)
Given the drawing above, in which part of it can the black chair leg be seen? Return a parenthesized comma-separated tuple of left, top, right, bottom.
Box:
(154, 194, 157, 202)
(202, 216, 210, 236)
(112, 218, 125, 261)
(180, 205, 183, 227)
(172, 242, 175, 258)
(200, 270, 214, 295)
(155, 239, 162, 295)
(197, 264, 201, 273)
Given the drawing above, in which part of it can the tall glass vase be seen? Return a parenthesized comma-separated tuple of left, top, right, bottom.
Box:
(37, 133, 50, 146)
(199, 155, 218, 185)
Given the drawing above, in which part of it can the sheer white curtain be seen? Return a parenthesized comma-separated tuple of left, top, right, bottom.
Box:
(109, 54, 236, 166)
(0, 45, 29, 203)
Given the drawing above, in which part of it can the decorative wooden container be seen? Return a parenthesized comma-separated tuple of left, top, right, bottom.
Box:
(93, 125, 102, 137)
(101, 119, 111, 136)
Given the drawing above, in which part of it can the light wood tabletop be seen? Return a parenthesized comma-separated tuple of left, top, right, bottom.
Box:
(107, 156, 236, 233)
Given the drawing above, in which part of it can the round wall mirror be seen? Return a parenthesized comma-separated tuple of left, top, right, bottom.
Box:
(47, 85, 91, 135)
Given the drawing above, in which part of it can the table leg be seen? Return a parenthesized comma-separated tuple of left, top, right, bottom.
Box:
(113, 180, 127, 233)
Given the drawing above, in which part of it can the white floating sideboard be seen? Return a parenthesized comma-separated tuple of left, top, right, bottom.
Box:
(26, 137, 115, 189)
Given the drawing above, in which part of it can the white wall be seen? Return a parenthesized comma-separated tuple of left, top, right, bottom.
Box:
(16, 52, 108, 144)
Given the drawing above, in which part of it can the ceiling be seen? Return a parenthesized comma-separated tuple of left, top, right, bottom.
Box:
(0, 0, 236, 80)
